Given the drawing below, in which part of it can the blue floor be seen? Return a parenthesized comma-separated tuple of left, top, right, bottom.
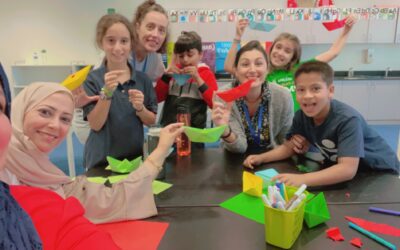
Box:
(49, 125, 400, 176)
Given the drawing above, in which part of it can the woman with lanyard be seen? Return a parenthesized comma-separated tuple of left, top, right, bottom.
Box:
(212, 41, 293, 154)
(72, 0, 169, 144)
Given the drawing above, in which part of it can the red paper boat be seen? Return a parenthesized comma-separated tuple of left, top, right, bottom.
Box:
(216, 80, 254, 102)
(322, 18, 346, 31)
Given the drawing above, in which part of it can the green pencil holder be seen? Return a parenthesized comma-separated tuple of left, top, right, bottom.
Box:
(264, 186, 307, 249)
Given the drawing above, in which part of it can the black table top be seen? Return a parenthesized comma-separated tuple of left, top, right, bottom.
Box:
(150, 203, 400, 250)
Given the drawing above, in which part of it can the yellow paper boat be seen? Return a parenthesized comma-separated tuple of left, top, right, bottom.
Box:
(61, 65, 92, 91)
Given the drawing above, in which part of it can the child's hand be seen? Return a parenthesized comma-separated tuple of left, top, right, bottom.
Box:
(182, 66, 201, 84)
(243, 154, 264, 169)
(71, 86, 99, 108)
(166, 63, 182, 74)
(104, 70, 125, 92)
(235, 19, 249, 40)
(344, 14, 356, 30)
(128, 89, 144, 112)
(157, 123, 185, 154)
(290, 134, 309, 154)
(211, 101, 231, 127)
(272, 174, 305, 187)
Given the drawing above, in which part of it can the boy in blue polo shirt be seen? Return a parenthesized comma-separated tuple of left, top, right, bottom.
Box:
(243, 61, 399, 187)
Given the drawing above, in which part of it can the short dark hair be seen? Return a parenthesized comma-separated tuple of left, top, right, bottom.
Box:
(234, 40, 268, 68)
(174, 31, 202, 54)
(294, 61, 334, 86)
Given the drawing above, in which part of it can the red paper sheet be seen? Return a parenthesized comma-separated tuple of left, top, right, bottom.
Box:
(97, 220, 169, 250)
(322, 18, 346, 31)
(345, 216, 400, 237)
(216, 80, 253, 102)
(326, 227, 345, 241)
(350, 237, 363, 248)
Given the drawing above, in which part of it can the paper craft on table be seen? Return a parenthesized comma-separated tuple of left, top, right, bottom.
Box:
(348, 222, 397, 250)
(106, 156, 142, 174)
(61, 65, 92, 91)
(255, 168, 279, 186)
(216, 80, 253, 102)
(345, 216, 400, 237)
(220, 192, 266, 224)
(326, 227, 345, 241)
(350, 238, 363, 248)
(248, 21, 277, 32)
(304, 192, 331, 228)
(322, 18, 347, 31)
(242, 171, 263, 197)
(173, 73, 191, 86)
(183, 125, 227, 143)
(96, 220, 169, 250)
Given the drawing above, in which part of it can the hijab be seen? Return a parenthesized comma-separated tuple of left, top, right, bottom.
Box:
(5, 82, 73, 197)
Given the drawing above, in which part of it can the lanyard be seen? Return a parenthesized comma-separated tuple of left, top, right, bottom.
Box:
(132, 52, 148, 73)
(242, 103, 264, 146)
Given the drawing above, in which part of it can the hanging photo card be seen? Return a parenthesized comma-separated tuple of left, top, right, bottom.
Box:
(331, 8, 339, 20)
(312, 8, 322, 20)
(189, 10, 198, 23)
(169, 10, 178, 23)
(237, 9, 246, 20)
(256, 9, 266, 22)
(208, 10, 217, 23)
(215, 41, 232, 73)
(228, 9, 237, 22)
(246, 9, 256, 22)
(199, 10, 208, 22)
(217, 9, 228, 22)
(303, 8, 312, 20)
(388, 8, 397, 20)
(295, 8, 304, 21)
(360, 8, 370, 20)
(266, 9, 275, 21)
(179, 10, 188, 23)
(201, 42, 216, 72)
(275, 9, 285, 21)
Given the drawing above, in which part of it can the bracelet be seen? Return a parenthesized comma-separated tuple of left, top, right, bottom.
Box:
(146, 157, 162, 172)
(101, 87, 113, 98)
(221, 126, 232, 139)
(233, 38, 241, 44)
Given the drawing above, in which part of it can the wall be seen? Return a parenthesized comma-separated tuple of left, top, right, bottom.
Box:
(1, 0, 400, 86)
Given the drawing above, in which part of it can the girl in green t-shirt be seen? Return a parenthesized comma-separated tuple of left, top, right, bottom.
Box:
(224, 16, 355, 111)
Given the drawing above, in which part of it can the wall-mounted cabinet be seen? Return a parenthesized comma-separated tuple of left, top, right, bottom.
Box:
(11, 65, 84, 97)
(334, 79, 400, 124)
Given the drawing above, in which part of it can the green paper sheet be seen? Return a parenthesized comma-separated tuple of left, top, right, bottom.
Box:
(106, 156, 142, 174)
(152, 180, 173, 195)
(108, 174, 129, 184)
(107, 175, 172, 195)
(183, 125, 227, 143)
(220, 192, 266, 224)
(87, 177, 108, 184)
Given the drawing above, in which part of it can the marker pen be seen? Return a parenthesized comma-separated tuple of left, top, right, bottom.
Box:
(261, 194, 272, 207)
(284, 184, 307, 210)
(287, 193, 306, 211)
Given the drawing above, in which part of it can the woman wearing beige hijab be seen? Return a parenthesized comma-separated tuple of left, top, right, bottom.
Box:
(1, 82, 184, 223)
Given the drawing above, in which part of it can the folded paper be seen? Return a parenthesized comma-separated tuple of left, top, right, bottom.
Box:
(183, 125, 227, 143)
(216, 80, 253, 102)
(350, 238, 363, 248)
(248, 21, 277, 32)
(243, 171, 263, 197)
(106, 156, 142, 174)
(152, 180, 173, 195)
(322, 18, 346, 31)
(87, 177, 108, 184)
(255, 168, 279, 187)
(326, 227, 345, 241)
(61, 65, 92, 91)
(220, 192, 265, 224)
(304, 192, 330, 228)
(173, 73, 191, 86)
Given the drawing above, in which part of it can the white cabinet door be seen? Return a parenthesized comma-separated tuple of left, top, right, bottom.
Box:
(340, 80, 370, 119)
(396, 10, 400, 44)
(281, 20, 313, 44)
(368, 80, 400, 121)
(332, 80, 343, 101)
(367, 19, 397, 43)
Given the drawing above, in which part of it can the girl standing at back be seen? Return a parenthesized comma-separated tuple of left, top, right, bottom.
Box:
(224, 16, 355, 111)
(83, 13, 157, 169)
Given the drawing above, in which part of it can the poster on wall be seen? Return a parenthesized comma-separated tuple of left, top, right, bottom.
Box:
(215, 42, 232, 73)
(201, 42, 216, 72)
